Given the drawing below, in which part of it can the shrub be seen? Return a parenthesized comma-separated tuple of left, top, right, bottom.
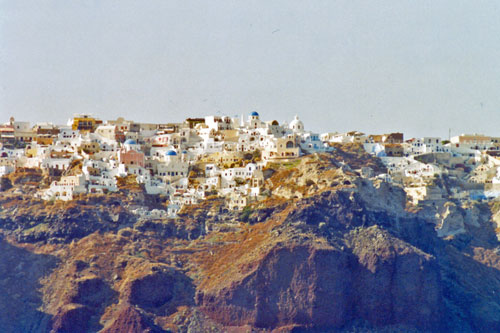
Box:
(239, 206, 253, 222)
(305, 179, 315, 187)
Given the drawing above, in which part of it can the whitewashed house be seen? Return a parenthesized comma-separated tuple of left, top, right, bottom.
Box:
(42, 174, 87, 201)
(262, 136, 300, 161)
(205, 164, 221, 177)
(298, 132, 334, 154)
(330, 131, 370, 144)
(404, 160, 442, 179)
(228, 193, 248, 211)
(0, 162, 15, 176)
(156, 150, 189, 182)
(82, 159, 119, 193)
(205, 116, 233, 131)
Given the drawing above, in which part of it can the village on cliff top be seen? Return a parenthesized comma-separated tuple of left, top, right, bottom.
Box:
(1, 112, 500, 225)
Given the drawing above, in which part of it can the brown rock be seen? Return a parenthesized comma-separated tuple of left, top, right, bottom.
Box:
(122, 267, 195, 316)
(50, 303, 92, 333)
(197, 244, 353, 329)
(349, 227, 444, 330)
(100, 303, 158, 333)
(63, 276, 116, 308)
(197, 228, 444, 331)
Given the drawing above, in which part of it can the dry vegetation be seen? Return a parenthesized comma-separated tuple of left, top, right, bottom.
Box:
(329, 143, 387, 174)
(116, 174, 143, 191)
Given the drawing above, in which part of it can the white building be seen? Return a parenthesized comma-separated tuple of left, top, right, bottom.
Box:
(205, 116, 234, 131)
(42, 174, 87, 201)
(289, 115, 304, 133)
(156, 150, 189, 182)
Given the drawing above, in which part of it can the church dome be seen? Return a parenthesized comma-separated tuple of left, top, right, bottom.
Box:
(289, 115, 304, 132)
(165, 150, 177, 156)
(124, 139, 137, 145)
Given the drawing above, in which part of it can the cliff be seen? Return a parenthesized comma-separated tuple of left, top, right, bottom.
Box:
(1, 147, 500, 332)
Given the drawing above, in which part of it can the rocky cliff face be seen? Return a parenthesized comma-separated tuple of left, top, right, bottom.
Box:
(194, 174, 445, 331)
(197, 232, 443, 331)
(1, 147, 500, 332)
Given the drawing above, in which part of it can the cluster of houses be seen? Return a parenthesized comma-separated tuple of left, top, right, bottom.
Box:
(0, 112, 332, 216)
(359, 132, 500, 205)
(2, 112, 500, 217)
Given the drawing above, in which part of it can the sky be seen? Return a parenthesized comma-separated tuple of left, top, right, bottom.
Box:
(2, 1, 500, 139)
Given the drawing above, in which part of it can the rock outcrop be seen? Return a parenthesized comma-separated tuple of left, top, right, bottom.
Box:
(100, 304, 161, 333)
(196, 227, 444, 331)
(436, 202, 466, 237)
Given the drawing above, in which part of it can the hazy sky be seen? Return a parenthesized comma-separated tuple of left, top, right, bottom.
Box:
(2, 1, 500, 139)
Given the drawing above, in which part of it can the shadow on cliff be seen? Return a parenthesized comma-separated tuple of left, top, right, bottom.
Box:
(372, 205, 500, 332)
(437, 244, 500, 332)
(0, 236, 59, 332)
(127, 268, 196, 316)
(99, 268, 196, 333)
(462, 203, 498, 250)
(51, 275, 119, 333)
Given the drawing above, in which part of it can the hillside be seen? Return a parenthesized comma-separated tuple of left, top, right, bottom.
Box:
(1, 148, 500, 332)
